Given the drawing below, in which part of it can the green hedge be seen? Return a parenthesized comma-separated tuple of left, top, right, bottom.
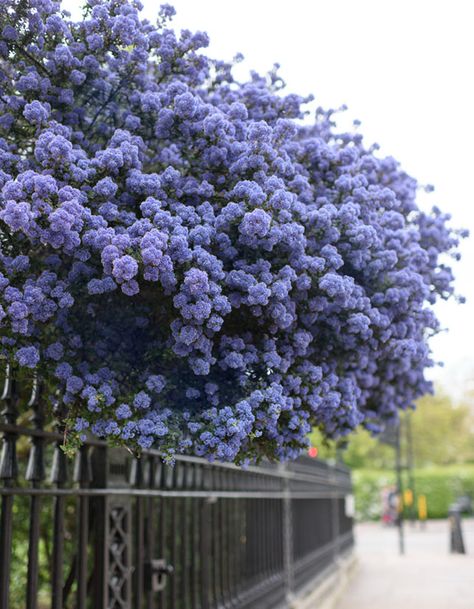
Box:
(353, 464, 474, 520)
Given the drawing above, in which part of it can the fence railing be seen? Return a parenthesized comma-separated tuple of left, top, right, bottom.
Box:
(0, 368, 354, 609)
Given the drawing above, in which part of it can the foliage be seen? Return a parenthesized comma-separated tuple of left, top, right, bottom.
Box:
(308, 426, 394, 468)
(0, 0, 464, 463)
(340, 428, 395, 469)
(311, 390, 474, 470)
(409, 392, 474, 466)
(9, 494, 79, 608)
(353, 465, 474, 520)
(352, 468, 396, 521)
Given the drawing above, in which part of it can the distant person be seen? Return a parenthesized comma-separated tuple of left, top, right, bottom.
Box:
(381, 485, 398, 525)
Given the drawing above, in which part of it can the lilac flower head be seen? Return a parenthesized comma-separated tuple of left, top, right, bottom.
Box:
(174, 92, 198, 119)
(133, 391, 151, 410)
(23, 101, 50, 125)
(184, 268, 209, 295)
(112, 256, 139, 282)
(239, 209, 271, 238)
(94, 177, 118, 198)
(15, 346, 40, 368)
(146, 375, 166, 393)
(116, 404, 132, 419)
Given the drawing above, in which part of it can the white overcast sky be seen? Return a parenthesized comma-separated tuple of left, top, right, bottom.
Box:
(64, 0, 474, 395)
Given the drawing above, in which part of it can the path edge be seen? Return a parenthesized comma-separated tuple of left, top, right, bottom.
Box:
(290, 550, 359, 609)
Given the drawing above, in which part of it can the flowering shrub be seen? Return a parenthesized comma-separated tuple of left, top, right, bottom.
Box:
(0, 0, 465, 463)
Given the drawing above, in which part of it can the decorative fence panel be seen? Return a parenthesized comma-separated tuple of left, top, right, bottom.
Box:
(0, 368, 354, 609)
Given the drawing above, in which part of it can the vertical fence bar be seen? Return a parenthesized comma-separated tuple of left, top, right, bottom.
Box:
(254, 485, 260, 587)
(200, 466, 211, 609)
(332, 492, 340, 560)
(181, 463, 192, 609)
(263, 494, 270, 581)
(220, 472, 231, 609)
(146, 455, 157, 609)
(25, 376, 45, 609)
(225, 472, 235, 607)
(191, 464, 201, 609)
(51, 401, 68, 609)
(181, 464, 189, 606)
(253, 482, 260, 588)
(234, 471, 244, 602)
(90, 445, 107, 609)
(258, 477, 264, 586)
(243, 497, 250, 589)
(217, 470, 227, 609)
(265, 486, 271, 581)
(166, 463, 178, 609)
(252, 477, 259, 587)
(211, 469, 221, 608)
(158, 463, 168, 609)
(267, 496, 273, 578)
(281, 464, 294, 605)
(278, 498, 284, 574)
(275, 499, 280, 575)
(0, 364, 18, 609)
(268, 495, 275, 578)
(152, 457, 163, 609)
(244, 495, 253, 592)
(74, 445, 92, 609)
(257, 477, 263, 585)
(329, 469, 337, 561)
(261, 486, 269, 582)
(248, 488, 254, 588)
(175, 463, 185, 608)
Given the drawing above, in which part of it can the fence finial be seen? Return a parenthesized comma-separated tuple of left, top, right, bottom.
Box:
(0, 363, 19, 481)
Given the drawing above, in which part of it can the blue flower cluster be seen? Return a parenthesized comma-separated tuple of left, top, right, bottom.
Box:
(0, 0, 465, 463)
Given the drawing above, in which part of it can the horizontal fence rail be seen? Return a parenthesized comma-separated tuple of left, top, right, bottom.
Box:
(0, 368, 354, 609)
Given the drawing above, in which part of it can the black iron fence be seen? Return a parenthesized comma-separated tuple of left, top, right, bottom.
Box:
(0, 367, 354, 609)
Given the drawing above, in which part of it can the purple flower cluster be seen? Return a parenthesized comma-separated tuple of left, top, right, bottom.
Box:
(0, 0, 465, 463)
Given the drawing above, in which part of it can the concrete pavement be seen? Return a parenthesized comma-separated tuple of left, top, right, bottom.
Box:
(334, 520, 474, 609)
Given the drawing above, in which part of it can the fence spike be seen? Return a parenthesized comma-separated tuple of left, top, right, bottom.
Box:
(50, 398, 68, 485)
(0, 363, 19, 481)
(26, 375, 45, 483)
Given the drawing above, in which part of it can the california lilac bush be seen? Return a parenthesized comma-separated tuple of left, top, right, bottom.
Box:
(0, 0, 465, 462)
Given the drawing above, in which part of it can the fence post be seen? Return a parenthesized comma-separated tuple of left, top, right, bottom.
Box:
(130, 456, 145, 608)
(281, 464, 295, 607)
(91, 446, 132, 609)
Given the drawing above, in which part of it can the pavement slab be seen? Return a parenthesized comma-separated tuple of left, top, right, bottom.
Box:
(335, 520, 474, 609)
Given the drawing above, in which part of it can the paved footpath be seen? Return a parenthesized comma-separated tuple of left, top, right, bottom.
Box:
(335, 519, 474, 609)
